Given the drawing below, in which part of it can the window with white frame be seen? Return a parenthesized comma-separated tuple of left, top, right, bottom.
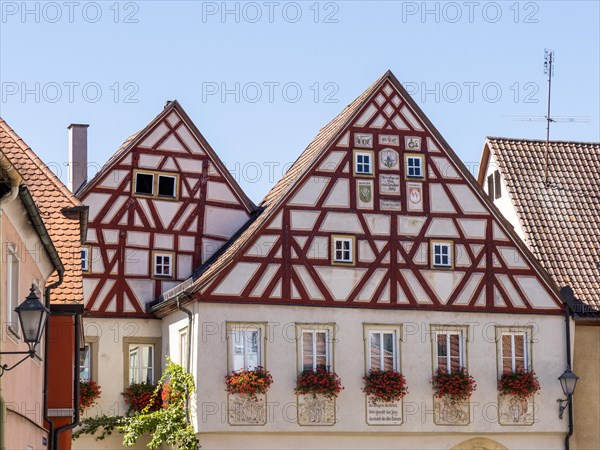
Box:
(354, 151, 373, 176)
(406, 154, 424, 178)
(6, 244, 19, 335)
(230, 327, 261, 371)
(129, 343, 155, 385)
(179, 327, 189, 369)
(432, 327, 466, 373)
(157, 175, 177, 198)
(80, 344, 92, 381)
(301, 329, 330, 371)
(498, 328, 531, 374)
(153, 252, 173, 278)
(368, 331, 397, 371)
(431, 241, 453, 268)
(81, 247, 90, 273)
(332, 236, 354, 264)
(134, 172, 154, 196)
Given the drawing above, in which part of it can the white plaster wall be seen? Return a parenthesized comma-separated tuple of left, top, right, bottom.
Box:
(162, 302, 568, 449)
(73, 317, 162, 450)
(484, 155, 527, 241)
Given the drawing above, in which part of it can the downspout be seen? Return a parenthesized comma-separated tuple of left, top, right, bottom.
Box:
(0, 157, 22, 450)
(43, 275, 63, 450)
(52, 311, 81, 450)
(564, 301, 574, 450)
(177, 297, 193, 424)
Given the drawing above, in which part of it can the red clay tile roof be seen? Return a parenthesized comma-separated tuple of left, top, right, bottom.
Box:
(483, 137, 600, 312)
(0, 118, 84, 304)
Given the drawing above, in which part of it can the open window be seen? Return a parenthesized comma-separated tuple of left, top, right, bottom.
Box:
(133, 170, 178, 199)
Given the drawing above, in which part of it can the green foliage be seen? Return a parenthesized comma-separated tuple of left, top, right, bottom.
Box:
(72, 415, 125, 441)
(73, 359, 199, 450)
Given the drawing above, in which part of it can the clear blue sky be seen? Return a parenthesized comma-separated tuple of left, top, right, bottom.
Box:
(1, 1, 598, 201)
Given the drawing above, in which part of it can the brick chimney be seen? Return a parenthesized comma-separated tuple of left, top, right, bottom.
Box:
(67, 124, 89, 193)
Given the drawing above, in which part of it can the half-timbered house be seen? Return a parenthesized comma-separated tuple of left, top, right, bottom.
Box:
(73, 101, 256, 449)
(154, 72, 571, 450)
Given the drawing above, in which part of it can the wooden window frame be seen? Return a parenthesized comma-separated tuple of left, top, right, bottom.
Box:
(331, 235, 356, 266)
(226, 322, 267, 372)
(404, 153, 426, 179)
(81, 245, 91, 273)
(430, 325, 468, 374)
(152, 251, 175, 279)
(296, 323, 335, 373)
(81, 336, 99, 382)
(122, 337, 162, 389)
(353, 150, 375, 177)
(430, 240, 454, 269)
(495, 326, 533, 377)
(132, 170, 179, 200)
(363, 323, 402, 373)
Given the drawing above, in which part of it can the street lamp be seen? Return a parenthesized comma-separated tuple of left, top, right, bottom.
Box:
(0, 285, 50, 377)
(558, 367, 579, 419)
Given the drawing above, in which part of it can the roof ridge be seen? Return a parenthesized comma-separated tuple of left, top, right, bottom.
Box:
(0, 117, 82, 207)
(487, 136, 600, 146)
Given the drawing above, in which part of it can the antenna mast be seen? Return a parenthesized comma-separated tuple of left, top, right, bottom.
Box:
(543, 49, 554, 186)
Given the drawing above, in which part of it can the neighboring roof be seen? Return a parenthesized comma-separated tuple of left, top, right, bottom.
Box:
(0, 118, 85, 304)
(77, 100, 256, 214)
(481, 137, 600, 313)
(153, 71, 563, 315)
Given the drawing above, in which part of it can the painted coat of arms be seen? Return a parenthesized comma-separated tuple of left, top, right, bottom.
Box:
(379, 149, 399, 170)
(357, 180, 374, 209)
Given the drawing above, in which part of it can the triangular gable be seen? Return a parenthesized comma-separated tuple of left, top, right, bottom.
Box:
(78, 100, 255, 214)
(154, 72, 563, 315)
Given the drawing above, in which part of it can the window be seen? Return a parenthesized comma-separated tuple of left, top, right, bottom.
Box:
(123, 337, 161, 389)
(128, 343, 155, 384)
(486, 170, 502, 200)
(368, 331, 397, 371)
(431, 326, 467, 373)
(6, 244, 19, 335)
(81, 247, 90, 273)
(179, 328, 189, 369)
(80, 344, 92, 381)
(431, 241, 453, 268)
(134, 172, 154, 195)
(157, 175, 177, 197)
(331, 235, 355, 265)
(405, 154, 425, 178)
(353, 150, 374, 176)
(133, 170, 178, 199)
(301, 330, 329, 371)
(226, 322, 266, 372)
(153, 252, 174, 278)
(497, 327, 532, 374)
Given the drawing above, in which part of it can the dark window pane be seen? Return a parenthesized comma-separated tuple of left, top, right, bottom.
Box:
(158, 176, 176, 197)
(135, 173, 154, 195)
(487, 174, 494, 199)
(494, 170, 502, 199)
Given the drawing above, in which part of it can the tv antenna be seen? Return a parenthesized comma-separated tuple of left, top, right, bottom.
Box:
(509, 49, 590, 185)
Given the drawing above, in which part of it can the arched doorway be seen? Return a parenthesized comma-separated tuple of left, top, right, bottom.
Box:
(451, 437, 509, 450)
